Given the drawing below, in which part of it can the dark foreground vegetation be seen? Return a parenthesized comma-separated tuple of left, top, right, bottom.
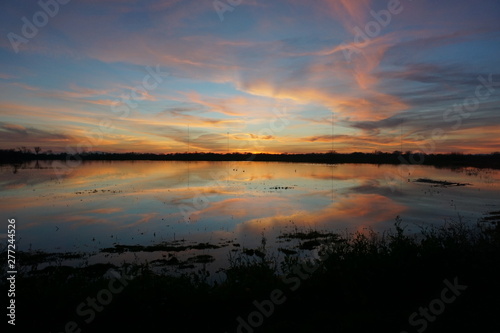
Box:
(2, 148, 500, 169)
(2, 218, 500, 332)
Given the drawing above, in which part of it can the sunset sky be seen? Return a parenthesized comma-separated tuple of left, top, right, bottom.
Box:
(1, 0, 499, 154)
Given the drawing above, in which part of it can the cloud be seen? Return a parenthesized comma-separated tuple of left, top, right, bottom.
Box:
(0, 122, 73, 146)
(0, 73, 16, 80)
(1, 0, 499, 153)
(235, 193, 407, 235)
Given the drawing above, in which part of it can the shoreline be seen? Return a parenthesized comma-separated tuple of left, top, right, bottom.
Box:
(2, 151, 500, 169)
(2, 219, 499, 332)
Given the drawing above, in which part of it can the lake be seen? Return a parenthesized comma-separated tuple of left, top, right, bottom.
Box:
(1, 160, 499, 273)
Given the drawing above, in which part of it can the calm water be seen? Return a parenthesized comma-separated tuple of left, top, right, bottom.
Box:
(1, 160, 499, 269)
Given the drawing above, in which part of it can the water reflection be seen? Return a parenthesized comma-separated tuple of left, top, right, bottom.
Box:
(0, 161, 499, 255)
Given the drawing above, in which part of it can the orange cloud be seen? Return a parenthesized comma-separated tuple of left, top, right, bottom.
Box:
(235, 193, 406, 236)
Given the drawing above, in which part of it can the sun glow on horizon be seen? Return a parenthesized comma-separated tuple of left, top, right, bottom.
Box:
(1, 0, 499, 154)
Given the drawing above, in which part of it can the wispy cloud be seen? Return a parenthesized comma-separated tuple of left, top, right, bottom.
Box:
(1, 0, 499, 153)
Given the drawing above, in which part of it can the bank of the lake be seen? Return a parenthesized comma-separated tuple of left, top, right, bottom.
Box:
(2, 220, 499, 332)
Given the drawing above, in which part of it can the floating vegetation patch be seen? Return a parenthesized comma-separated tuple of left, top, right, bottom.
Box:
(242, 249, 266, 258)
(30, 265, 75, 276)
(298, 239, 322, 250)
(75, 189, 122, 194)
(59, 252, 87, 260)
(149, 255, 216, 267)
(480, 211, 500, 224)
(101, 245, 149, 253)
(101, 242, 222, 253)
(278, 230, 338, 241)
(190, 243, 223, 250)
(277, 229, 341, 250)
(80, 263, 118, 277)
(413, 178, 471, 187)
(269, 186, 295, 190)
(13, 251, 87, 265)
(26, 262, 117, 279)
(278, 248, 298, 255)
(150, 257, 180, 266)
(187, 254, 215, 264)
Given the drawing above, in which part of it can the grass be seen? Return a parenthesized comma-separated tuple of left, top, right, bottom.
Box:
(2, 217, 499, 332)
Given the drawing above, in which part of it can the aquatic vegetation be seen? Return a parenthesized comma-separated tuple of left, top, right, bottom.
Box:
(100, 242, 222, 253)
(2, 218, 499, 332)
(413, 178, 472, 187)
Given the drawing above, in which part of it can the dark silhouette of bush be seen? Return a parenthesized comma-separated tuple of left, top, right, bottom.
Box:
(3, 219, 499, 332)
(2, 149, 500, 168)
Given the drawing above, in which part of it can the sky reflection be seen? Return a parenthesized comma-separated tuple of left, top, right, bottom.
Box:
(1, 161, 499, 253)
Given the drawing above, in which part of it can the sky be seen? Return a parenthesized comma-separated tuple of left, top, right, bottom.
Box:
(0, 0, 499, 154)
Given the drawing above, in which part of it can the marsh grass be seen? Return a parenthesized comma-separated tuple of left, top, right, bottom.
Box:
(2, 217, 499, 332)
